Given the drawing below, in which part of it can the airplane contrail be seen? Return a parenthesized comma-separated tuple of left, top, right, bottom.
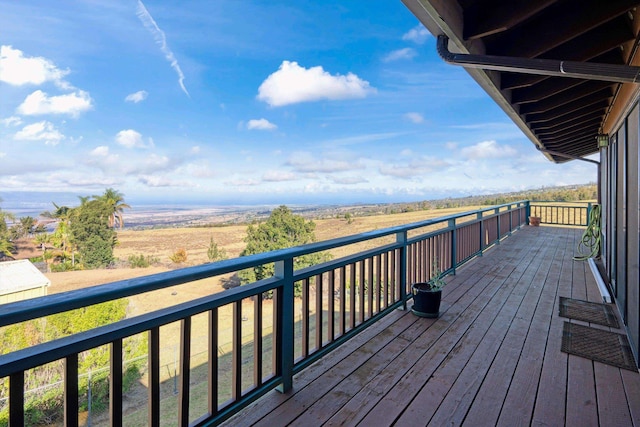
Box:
(136, 0, 190, 97)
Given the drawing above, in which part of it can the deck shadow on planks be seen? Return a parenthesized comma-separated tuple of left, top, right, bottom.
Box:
(561, 322, 638, 372)
(559, 296, 619, 328)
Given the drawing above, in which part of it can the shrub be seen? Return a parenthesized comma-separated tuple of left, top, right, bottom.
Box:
(207, 237, 227, 262)
(169, 248, 188, 264)
(128, 254, 158, 268)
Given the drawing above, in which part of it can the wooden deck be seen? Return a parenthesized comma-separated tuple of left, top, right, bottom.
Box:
(223, 226, 640, 426)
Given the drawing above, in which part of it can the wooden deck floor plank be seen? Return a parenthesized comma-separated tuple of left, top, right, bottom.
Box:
(424, 232, 560, 426)
(621, 368, 640, 425)
(476, 229, 557, 425)
(566, 355, 598, 426)
(322, 247, 527, 426)
(366, 231, 547, 426)
(594, 362, 634, 426)
(356, 279, 518, 425)
(530, 228, 576, 426)
(250, 312, 418, 426)
(273, 252, 517, 426)
(465, 231, 566, 425)
(220, 308, 412, 426)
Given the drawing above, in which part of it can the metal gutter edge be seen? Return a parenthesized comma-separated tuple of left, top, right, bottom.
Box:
(437, 35, 640, 84)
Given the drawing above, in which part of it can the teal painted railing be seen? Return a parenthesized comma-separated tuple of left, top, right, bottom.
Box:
(0, 201, 530, 426)
(528, 201, 592, 226)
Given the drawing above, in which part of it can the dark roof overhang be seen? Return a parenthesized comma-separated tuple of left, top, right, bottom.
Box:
(401, 0, 640, 163)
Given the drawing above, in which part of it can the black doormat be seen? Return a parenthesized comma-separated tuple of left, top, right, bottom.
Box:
(559, 297, 619, 328)
(561, 322, 638, 372)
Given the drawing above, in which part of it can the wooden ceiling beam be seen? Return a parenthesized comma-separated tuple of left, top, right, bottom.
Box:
(518, 83, 614, 114)
(525, 96, 611, 123)
(484, 0, 640, 58)
(535, 116, 603, 137)
(511, 78, 584, 104)
(530, 109, 606, 131)
(500, 23, 631, 90)
(541, 128, 600, 146)
(463, 0, 559, 40)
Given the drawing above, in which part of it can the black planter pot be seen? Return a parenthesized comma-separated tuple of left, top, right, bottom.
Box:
(411, 282, 442, 318)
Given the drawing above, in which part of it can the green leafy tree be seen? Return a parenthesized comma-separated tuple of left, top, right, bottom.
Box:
(238, 205, 331, 296)
(0, 202, 16, 257)
(93, 188, 131, 229)
(70, 199, 117, 268)
(207, 237, 228, 262)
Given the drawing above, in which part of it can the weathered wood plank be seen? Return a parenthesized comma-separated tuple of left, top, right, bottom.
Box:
(361, 233, 539, 425)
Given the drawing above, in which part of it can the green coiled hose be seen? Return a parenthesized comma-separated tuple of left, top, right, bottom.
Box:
(574, 204, 601, 261)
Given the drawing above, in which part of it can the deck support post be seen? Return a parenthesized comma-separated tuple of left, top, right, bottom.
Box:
(275, 258, 295, 393)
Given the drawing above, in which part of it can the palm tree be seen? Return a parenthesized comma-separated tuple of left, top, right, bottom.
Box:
(0, 206, 16, 258)
(93, 188, 131, 229)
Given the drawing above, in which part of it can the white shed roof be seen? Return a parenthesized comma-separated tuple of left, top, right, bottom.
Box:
(0, 260, 51, 295)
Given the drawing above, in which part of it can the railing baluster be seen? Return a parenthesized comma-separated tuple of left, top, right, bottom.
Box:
(178, 317, 191, 427)
(254, 296, 263, 386)
(302, 278, 309, 358)
(367, 257, 374, 319)
(9, 372, 24, 426)
(397, 231, 407, 308)
(148, 327, 160, 426)
(315, 273, 323, 350)
(110, 338, 123, 427)
(65, 354, 79, 427)
(349, 263, 356, 329)
(208, 308, 219, 416)
(339, 266, 346, 336)
(328, 270, 335, 342)
(359, 261, 365, 322)
(232, 300, 242, 400)
(382, 251, 389, 309)
(375, 254, 381, 314)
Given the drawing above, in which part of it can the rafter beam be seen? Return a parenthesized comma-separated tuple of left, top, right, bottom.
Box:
(464, 0, 559, 40)
(518, 84, 614, 114)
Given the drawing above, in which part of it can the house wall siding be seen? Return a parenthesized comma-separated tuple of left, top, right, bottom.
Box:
(604, 100, 640, 362)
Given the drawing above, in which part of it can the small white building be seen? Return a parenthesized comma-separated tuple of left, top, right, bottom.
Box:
(0, 260, 51, 304)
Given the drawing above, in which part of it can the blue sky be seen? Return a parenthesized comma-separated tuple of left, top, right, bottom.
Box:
(0, 0, 597, 207)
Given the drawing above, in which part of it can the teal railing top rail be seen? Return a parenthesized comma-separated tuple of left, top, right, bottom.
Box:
(0, 200, 531, 329)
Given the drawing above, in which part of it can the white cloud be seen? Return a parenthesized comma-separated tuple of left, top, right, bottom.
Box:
(136, 1, 189, 97)
(263, 170, 297, 182)
(125, 90, 148, 103)
(227, 178, 260, 186)
(286, 151, 361, 173)
(0, 152, 6, 158)
(1, 116, 22, 127)
(257, 61, 375, 107)
(402, 25, 430, 44)
(445, 142, 458, 150)
(14, 121, 64, 145)
(379, 156, 449, 178)
(383, 48, 417, 62)
(460, 140, 518, 159)
(404, 112, 424, 123)
(90, 146, 110, 156)
(247, 118, 277, 131)
(115, 129, 154, 148)
(331, 176, 368, 184)
(17, 90, 93, 117)
(0, 45, 69, 87)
